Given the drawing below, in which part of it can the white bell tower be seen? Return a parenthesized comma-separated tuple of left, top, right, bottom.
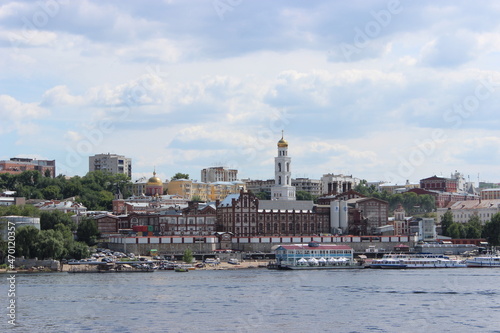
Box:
(271, 131, 296, 200)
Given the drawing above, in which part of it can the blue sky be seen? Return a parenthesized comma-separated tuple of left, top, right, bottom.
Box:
(1, 0, 500, 185)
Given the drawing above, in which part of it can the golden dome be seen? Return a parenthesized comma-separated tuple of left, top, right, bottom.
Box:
(147, 171, 163, 186)
(277, 133, 288, 147)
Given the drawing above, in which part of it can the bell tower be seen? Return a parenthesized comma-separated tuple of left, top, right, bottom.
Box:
(271, 131, 296, 200)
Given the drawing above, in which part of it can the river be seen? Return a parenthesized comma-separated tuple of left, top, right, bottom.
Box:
(2, 268, 500, 333)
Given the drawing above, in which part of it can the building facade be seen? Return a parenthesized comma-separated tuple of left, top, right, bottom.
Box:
(216, 190, 329, 237)
(201, 167, 238, 183)
(320, 174, 360, 195)
(270, 134, 296, 201)
(167, 179, 245, 201)
(481, 188, 500, 200)
(420, 176, 458, 193)
(89, 153, 132, 178)
(292, 178, 322, 196)
(0, 158, 56, 177)
(436, 199, 500, 225)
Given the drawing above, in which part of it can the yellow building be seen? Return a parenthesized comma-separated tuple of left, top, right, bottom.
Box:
(167, 179, 245, 201)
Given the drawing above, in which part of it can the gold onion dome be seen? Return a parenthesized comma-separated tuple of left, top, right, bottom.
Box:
(277, 135, 288, 148)
(147, 171, 163, 186)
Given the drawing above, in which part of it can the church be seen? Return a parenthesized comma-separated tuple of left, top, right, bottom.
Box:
(216, 134, 330, 237)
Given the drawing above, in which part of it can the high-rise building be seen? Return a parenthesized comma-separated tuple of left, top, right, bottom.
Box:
(89, 153, 132, 178)
(271, 133, 296, 200)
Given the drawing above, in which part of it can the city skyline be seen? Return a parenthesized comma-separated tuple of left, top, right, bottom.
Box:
(1, 1, 500, 184)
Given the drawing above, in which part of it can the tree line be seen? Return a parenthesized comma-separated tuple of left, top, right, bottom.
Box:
(1, 208, 100, 261)
(440, 210, 500, 246)
(0, 170, 132, 210)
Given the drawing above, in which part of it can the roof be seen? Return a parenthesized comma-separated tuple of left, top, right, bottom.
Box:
(259, 200, 314, 211)
(277, 244, 353, 251)
(446, 199, 500, 210)
(218, 193, 240, 207)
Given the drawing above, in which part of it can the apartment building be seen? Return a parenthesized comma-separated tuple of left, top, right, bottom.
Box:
(89, 153, 132, 177)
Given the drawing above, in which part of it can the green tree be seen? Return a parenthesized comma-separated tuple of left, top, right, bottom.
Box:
(254, 191, 270, 200)
(66, 241, 90, 260)
(42, 185, 62, 199)
(483, 213, 500, 246)
(182, 248, 194, 263)
(440, 210, 454, 236)
(191, 195, 204, 202)
(76, 217, 100, 246)
(448, 223, 465, 239)
(36, 229, 65, 259)
(40, 210, 76, 231)
(172, 172, 189, 180)
(296, 191, 316, 201)
(465, 215, 483, 239)
(15, 226, 40, 258)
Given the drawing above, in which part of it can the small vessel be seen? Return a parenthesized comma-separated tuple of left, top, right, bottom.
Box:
(370, 253, 466, 269)
(174, 267, 189, 272)
(465, 255, 500, 268)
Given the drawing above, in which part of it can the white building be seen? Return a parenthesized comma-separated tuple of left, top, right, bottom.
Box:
(270, 134, 296, 201)
(436, 199, 500, 224)
(201, 166, 238, 183)
(321, 174, 361, 195)
(89, 153, 132, 178)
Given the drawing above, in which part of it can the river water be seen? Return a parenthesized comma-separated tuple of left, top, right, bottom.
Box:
(2, 268, 500, 333)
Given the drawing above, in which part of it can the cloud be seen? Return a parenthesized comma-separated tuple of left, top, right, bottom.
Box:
(419, 32, 479, 68)
(0, 95, 50, 134)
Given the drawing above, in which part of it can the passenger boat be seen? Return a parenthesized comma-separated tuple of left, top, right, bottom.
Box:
(269, 243, 365, 270)
(465, 255, 500, 268)
(369, 253, 466, 269)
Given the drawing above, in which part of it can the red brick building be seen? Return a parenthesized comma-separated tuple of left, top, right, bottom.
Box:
(216, 190, 329, 237)
(0, 158, 56, 177)
(420, 176, 458, 193)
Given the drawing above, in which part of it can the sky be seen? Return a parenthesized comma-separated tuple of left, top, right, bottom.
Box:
(1, 0, 500, 186)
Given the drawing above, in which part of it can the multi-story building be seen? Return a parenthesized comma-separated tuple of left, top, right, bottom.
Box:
(241, 179, 274, 196)
(436, 199, 500, 225)
(379, 181, 420, 194)
(0, 157, 56, 177)
(89, 153, 132, 178)
(158, 202, 217, 236)
(347, 197, 389, 235)
(270, 134, 296, 201)
(34, 200, 87, 214)
(112, 194, 187, 215)
(201, 167, 238, 183)
(167, 179, 244, 201)
(320, 174, 360, 195)
(292, 178, 322, 196)
(481, 188, 500, 200)
(216, 190, 329, 237)
(407, 188, 479, 208)
(420, 175, 458, 193)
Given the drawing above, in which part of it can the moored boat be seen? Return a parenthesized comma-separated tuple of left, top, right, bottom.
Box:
(465, 255, 500, 268)
(369, 253, 466, 269)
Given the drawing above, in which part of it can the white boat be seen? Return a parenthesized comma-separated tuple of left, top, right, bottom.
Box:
(370, 253, 466, 269)
(465, 255, 500, 268)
